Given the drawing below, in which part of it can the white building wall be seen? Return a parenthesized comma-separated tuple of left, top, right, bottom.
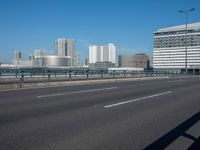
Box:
(55, 38, 66, 56)
(89, 43, 116, 64)
(153, 22, 200, 70)
(89, 45, 97, 63)
(108, 43, 116, 64)
(154, 46, 200, 69)
(55, 38, 75, 66)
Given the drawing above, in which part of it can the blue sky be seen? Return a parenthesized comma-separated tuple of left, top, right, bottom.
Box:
(0, 0, 200, 64)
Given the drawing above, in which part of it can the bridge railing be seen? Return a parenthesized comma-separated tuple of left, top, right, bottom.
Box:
(0, 67, 199, 88)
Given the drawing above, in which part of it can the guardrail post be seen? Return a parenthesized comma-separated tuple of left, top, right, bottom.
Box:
(69, 70, 71, 80)
(21, 71, 24, 82)
(83, 71, 85, 77)
(123, 70, 126, 78)
(86, 70, 89, 80)
(19, 78, 22, 88)
(19, 71, 24, 88)
(101, 70, 103, 79)
(48, 71, 50, 81)
(113, 70, 115, 78)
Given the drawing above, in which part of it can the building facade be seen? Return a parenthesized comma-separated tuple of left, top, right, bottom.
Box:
(42, 56, 71, 67)
(13, 51, 34, 67)
(15, 51, 22, 60)
(89, 61, 115, 69)
(54, 38, 75, 65)
(34, 49, 45, 59)
(118, 53, 149, 69)
(89, 43, 116, 64)
(153, 22, 200, 72)
(74, 53, 80, 67)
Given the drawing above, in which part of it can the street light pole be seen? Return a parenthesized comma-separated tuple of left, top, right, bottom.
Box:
(178, 8, 195, 74)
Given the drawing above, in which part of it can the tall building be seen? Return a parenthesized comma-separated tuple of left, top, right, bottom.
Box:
(84, 58, 89, 67)
(15, 51, 22, 60)
(13, 51, 34, 67)
(153, 22, 200, 71)
(74, 53, 80, 67)
(89, 43, 116, 64)
(54, 38, 75, 65)
(55, 38, 66, 56)
(118, 53, 149, 69)
(34, 49, 44, 59)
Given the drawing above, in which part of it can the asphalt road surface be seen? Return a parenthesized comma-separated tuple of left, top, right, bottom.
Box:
(0, 76, 200, 150)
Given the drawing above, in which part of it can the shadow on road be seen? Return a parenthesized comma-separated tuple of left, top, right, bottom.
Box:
(144, 111, 200, 150)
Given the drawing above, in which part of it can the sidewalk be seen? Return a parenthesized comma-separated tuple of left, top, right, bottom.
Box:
(0, 77, 169, 92)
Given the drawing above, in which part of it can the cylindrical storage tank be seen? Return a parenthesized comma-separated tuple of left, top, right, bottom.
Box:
(43, 55, 72, 67)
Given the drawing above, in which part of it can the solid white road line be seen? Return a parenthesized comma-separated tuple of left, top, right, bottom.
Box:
(37, 87, 118, 98)
(104, 91, 172, 108)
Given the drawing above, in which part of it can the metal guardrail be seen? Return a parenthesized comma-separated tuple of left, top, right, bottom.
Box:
(0, 67, 199, 88)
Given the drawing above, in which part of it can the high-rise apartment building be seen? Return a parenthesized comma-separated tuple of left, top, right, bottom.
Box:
(74, 53, 80, 67)
(153, 22, 200, 71)
(55, 38, 66, 56)
(54, 38, 75, 65)
(15, 51, 22, 60)
(89, 43, 116, 64)
(34, 49, 45, 59)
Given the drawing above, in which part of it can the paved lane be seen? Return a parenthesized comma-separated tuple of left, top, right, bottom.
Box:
(0, 77, 200, 150)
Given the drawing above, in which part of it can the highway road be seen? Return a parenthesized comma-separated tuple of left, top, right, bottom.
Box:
(0, 77, 200, 150)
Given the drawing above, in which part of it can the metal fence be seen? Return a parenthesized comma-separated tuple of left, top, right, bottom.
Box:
(0, 67, 199, 88)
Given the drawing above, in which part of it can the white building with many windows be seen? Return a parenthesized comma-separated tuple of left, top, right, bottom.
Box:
(54, 38, 75, 66)
(153, 22, 200, 72)
(89, 43, 116, 64)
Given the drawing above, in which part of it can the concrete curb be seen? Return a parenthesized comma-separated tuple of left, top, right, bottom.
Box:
(0, 77, 169, 92)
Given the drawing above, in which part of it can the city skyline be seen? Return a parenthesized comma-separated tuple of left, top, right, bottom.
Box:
(0, 0, 200, 64)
